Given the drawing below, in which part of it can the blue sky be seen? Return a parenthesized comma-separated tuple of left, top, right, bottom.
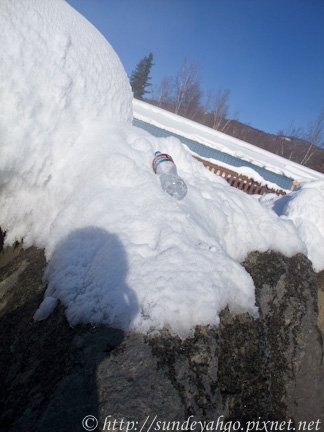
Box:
(67, 0, 324, 135)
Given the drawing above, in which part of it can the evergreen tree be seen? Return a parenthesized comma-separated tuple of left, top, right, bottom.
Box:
(130, 53, 154, 100)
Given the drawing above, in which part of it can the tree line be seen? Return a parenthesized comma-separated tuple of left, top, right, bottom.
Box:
(130, 54, 232, 133)
(130, 53, 324, 169)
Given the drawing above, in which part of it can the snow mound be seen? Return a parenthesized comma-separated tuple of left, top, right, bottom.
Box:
(272, 181, 324, 272)
(0, 0, 320, 336)
(0, 0, 132, 184)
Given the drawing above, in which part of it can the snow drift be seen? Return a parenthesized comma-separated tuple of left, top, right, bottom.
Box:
(0, 0, 322, 336)
(271, 181, 324, 273)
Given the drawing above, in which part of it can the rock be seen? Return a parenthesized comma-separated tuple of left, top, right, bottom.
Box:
(0, 245, 323, 431)
(0, 228, 4, 253)
(318, 271, 324, 334)
(243, 252, 324, 422)
(0, 229, 22, 270)
(147, 326, 222, 419)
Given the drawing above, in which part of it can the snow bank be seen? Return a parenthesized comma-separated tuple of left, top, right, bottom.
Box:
(32, 126, 307, 335)
(270, 181, 324, 272)
(0, 0, 132, 185)
(0, 0, 320, 336)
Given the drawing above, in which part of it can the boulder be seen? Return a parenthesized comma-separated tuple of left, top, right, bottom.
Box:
(0, 245, 322, 432)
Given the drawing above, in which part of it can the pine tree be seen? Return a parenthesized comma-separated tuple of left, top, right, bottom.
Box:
(130, 53, 154, 100)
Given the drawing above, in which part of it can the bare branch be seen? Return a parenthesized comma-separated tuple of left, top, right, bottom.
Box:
(205, 89, 231, 132)
(300, 109, 324, 165)
(173, 59, 202, 119)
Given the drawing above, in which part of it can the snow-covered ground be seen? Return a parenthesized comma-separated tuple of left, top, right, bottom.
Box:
(1, 0, 323, 336)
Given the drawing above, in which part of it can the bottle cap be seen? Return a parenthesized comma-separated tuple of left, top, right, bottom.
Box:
(152, 152, 174, 173)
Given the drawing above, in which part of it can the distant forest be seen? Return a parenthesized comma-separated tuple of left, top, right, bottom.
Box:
(130, 54, 324, 174)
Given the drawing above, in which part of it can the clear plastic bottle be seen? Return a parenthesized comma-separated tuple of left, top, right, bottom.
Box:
(152, 151, 188, 200)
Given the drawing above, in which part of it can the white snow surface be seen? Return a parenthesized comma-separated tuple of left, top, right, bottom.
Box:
(266, 181, 324, 273)
(0, 0, 132, 183)
(0, 0, 322, 336)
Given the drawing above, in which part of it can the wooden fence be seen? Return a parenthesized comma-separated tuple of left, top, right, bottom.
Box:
(194, 156, 286, 196)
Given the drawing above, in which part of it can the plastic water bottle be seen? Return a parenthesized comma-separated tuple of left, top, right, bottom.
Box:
(152, 151, 187, 200)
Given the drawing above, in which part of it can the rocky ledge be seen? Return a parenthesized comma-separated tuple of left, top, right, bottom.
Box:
(0, 242, 323, 432)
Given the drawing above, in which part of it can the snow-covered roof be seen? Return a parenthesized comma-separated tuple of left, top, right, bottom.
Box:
(133, 99, 324, 186)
